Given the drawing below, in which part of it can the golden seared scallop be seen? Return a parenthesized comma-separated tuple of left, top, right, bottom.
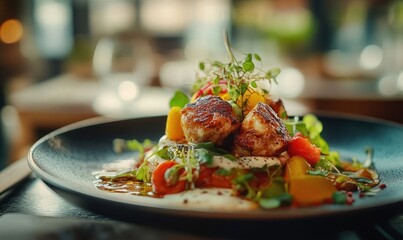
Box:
(233, 102, 290, 157)
(180, 95, 240, 145)
(266, 98, 287, 119)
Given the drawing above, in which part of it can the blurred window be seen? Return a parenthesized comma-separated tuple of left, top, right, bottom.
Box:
(34, 0, 73, 58)
(89, 0, 136, 36)
(140, 0, 187, 36)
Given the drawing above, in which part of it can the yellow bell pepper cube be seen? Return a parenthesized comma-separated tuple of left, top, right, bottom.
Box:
(166, 106, 185, 141)
(237, 88, 266, 115)
(285, 156, 311, 182)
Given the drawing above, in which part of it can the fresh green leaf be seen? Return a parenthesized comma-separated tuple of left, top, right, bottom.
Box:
(253, 53, 261, 61)
(268, 68, 281, 79)
(259, 198, 281, 209)
(234, 173, 254, 184)
(325, 151, 342, 168)
(355, 177, 374, 184)
(135, 164, 151, 182)
(277, 193, 293, 205)
(194, 142, 236, 162)
(195, 148, 213, 165)
(212, 86, 222, 95)
(242, 61, 255, 72)
(251, 80, 257, 88)
(315, 157, 337, 172)
(307, 169, 328, 177)
(154, 147, 171, 159)
(259, 193, 292, 209)
(228, 87, 240, 101)
(240, 82, 249, 95)
(261, 178, 286, 198)
(303, 114, 324, 141)
(332, 191, 347, 205)
(212, 61, 224, 68)
(245, 53, 252, 62)
(169, 91, 190, 108)
(335, 175, 347, 184)
(199, 62, 205, 70)
(213, 76, 220, 85)
(194, 142, 216, 151)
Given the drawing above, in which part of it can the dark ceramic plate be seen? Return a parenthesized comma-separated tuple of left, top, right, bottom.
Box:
(27, 114, 403, 230)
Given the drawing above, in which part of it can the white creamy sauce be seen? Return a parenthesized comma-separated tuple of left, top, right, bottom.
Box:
(110, 188, 258, 211)
(162, 188, 258, 210)
(212, 156, 280, 170)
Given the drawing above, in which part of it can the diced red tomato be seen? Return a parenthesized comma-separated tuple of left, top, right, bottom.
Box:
(195, 165, 270, 189)
(195, 165, 234, 189)
(210, 171, 234, 189)
(287, 136, 321, 165)
(152, 160, 186, 195)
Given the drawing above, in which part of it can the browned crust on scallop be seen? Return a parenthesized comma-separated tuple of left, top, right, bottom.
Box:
(180, 95, 240, 145)
(233, 102, 290, 157)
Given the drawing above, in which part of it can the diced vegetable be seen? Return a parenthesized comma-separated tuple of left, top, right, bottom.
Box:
(236, 88, 266, 115)
(195, 165, 234, 188)
(287, 136, 321, 165)
(285, 156, 336, 205)
(152, 160, 187, 195)
(165, 106, 185, 141)
(288, 175, 336, 205)
(285, 156, 311, 182)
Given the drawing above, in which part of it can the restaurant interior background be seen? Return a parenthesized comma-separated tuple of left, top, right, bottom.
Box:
(0, 0, 402, 170)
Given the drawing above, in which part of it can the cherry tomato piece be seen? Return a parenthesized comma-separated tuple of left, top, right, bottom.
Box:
(287, 136, 321, 165)
(152, 160, 186, 195)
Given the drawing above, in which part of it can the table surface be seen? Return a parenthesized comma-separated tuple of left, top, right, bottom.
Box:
(1, 172, 403, 240)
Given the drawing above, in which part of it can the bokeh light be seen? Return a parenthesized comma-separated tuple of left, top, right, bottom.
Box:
(360, 45, 383, 70)
(397, 72, 403, 92)
(118, 80, 139, 101)
(0, 19, 23, 44)
(272, 67, 305, 98)
(378, 74, 399, 97)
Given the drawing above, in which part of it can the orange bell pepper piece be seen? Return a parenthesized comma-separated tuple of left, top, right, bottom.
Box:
(285, 156, 336, 205)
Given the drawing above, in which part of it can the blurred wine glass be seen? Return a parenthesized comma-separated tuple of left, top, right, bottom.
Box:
(92, 33, 154, 113)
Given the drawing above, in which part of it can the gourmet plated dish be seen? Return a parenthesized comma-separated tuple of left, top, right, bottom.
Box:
(94, 38, 384, 210)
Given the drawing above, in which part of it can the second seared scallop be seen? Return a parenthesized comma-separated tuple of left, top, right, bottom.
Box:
(180, 95, 240, 145)
(233, 102, 290, 157)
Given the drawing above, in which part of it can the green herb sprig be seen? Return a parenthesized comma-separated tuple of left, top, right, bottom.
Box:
(193, 31, 281, 117)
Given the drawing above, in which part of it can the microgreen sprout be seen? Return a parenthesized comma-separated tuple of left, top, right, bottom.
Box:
(193, 31, 281, 118)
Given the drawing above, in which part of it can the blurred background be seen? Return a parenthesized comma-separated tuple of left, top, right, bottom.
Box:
(0, 0, 402, 169)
